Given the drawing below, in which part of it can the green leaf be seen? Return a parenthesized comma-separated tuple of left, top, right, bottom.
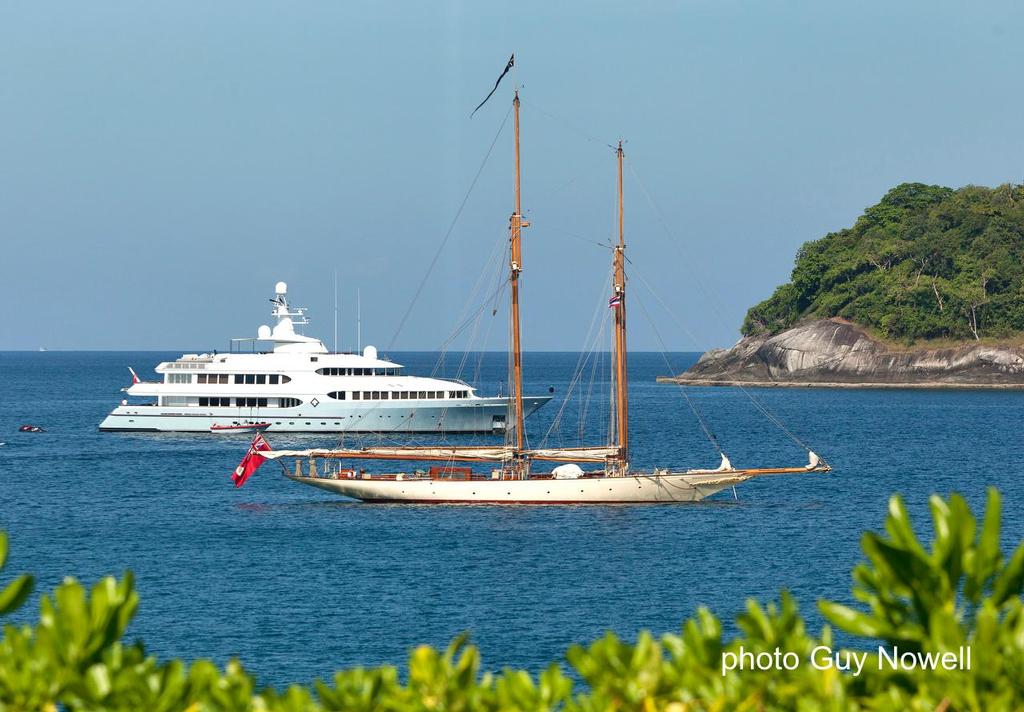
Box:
(0, 574, 34, 616)
(993, 542, 1024, 605)
(818, 601, 888, 638)
(885, 494, 927, 558)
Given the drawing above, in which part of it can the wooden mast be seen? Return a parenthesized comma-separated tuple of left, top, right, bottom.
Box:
(613, 140, 629, 468)
(509, 90, 529, 459)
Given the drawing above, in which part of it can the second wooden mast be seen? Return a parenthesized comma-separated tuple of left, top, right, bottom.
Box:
(612, 140, 629, 469)
(509, 90, 529, 456)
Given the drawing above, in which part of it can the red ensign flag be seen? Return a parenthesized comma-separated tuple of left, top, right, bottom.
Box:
(231, 433, 272, 488)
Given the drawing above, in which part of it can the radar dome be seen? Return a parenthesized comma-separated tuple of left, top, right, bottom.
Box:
(275, 281, 287, 294)
(257, 325, 272, 340)
(363, 345, 378, 360)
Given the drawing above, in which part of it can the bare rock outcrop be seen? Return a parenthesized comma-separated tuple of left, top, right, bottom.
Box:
(667, 319, 1024, 388)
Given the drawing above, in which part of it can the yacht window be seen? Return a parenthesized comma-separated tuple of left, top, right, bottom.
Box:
(256, 375, 266, 384)
(258, 398, 267, 407)
(235, 375, 243, 384)
(327, 391, 346, 400)
(419, 391, 427, 399)
(168, 373, 191, 384)
(282, 375, 291, 384)
(244, 374, 255, 385)
(363, 391, 371, 400)
(269, 375, 279, 384)
(352, 392, 361, 400)
(279, 398, 301, 408)
(371, 391, 380, 400)
(400, 391, 409, 399)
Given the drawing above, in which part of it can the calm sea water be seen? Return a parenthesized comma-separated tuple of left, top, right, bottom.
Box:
(1, 350, 1022, 687)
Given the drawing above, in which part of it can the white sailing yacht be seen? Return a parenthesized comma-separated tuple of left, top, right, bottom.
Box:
(233, 83, 831, 503)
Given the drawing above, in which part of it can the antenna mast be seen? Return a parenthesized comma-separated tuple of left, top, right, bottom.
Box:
(612, 140, 629, 468)
(508, 90, 529, 457)
(357, 288, 362, 353)
(333, 270, 339, 353)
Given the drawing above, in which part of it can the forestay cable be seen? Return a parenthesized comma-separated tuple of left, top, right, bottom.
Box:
(626, 158, 819, 455)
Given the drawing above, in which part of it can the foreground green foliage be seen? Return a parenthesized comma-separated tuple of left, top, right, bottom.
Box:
(742, 182, 1024, 341)
(1, 489, 1023, 710)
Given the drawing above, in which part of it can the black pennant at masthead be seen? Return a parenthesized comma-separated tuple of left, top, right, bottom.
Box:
(470, 54, 515, 117)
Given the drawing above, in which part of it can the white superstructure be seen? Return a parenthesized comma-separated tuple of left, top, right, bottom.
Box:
(99, 282, 550, 433)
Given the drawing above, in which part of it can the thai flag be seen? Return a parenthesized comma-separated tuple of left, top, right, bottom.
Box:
(231, 433, 272, 488)
(608, 294, 622, 308)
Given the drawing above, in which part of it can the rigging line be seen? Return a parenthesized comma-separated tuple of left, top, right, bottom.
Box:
(634, 261, 816, 455)
(473, 280, 508, 387)
(540, 262, 615, 447)
(543, 307, 605, 448)
(432, 227, 508, 376)
(455, 234, 509, 382)
(431, 229, 508, 373)
(631, 288, 724, 456)
(522, 99, 616, 150)
(626, 158, 733, 332)
(387, 103, 514, 352)
(431, 267, 507, 375)
(626, 159, 817, 455)
(580, 321, 607, 446)
(629, 264, 710, 355)
(543, 227, 614, 250)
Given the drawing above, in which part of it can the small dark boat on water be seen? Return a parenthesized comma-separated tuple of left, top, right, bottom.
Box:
(18, 425, 45, 433)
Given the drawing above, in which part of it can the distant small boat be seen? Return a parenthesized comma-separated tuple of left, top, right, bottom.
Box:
(210, 422, 271, 434)
(38, 347, 47, 352)
(18, 425, 45, 433)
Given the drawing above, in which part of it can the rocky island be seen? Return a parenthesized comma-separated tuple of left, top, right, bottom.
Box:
(665, 182, 1024, 388)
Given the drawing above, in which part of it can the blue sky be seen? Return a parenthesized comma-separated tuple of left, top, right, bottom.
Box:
(3, 1, 1022, 351)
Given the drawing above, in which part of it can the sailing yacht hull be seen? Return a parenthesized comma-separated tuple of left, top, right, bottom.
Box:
(286, 471, 753, 504)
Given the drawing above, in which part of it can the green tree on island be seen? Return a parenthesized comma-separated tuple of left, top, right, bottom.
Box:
(743, 183, 1024, 342)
